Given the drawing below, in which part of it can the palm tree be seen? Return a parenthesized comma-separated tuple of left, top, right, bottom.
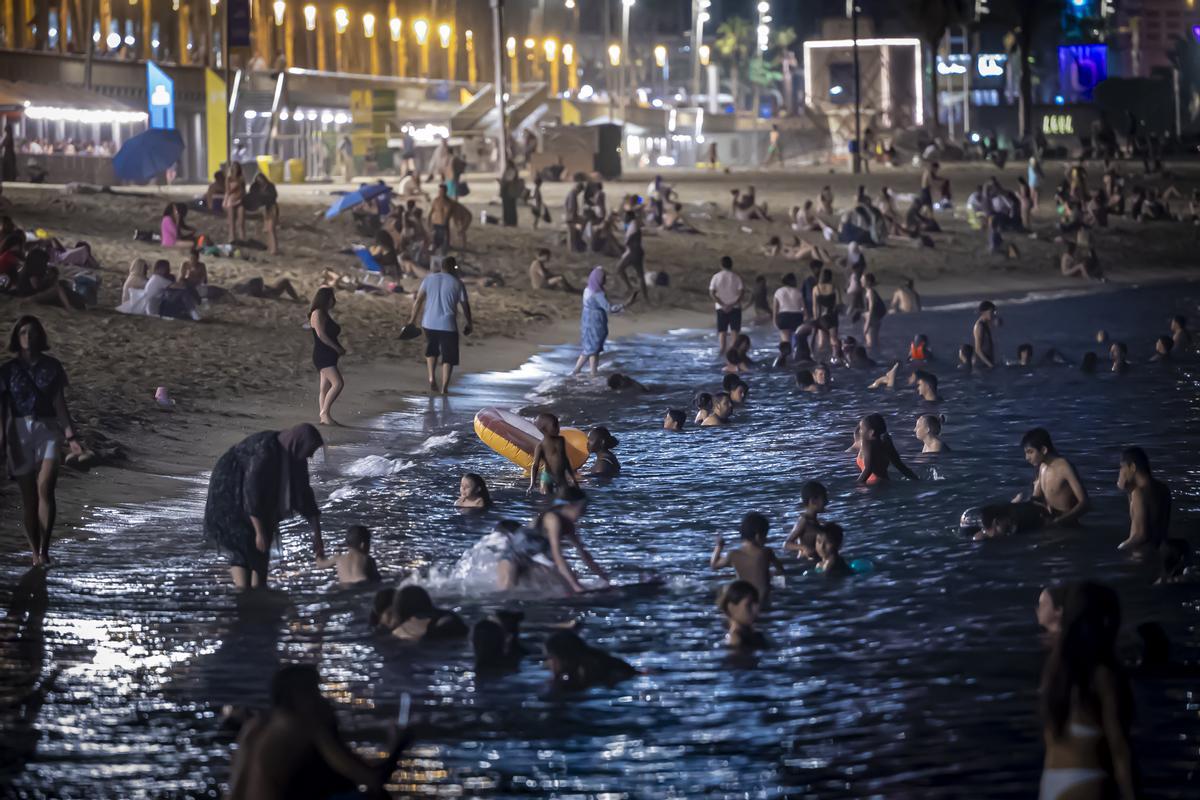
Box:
(715, 16, 754, 112)
(905, 0, 970, 129)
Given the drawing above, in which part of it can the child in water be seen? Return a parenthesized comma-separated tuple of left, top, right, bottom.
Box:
(529, 413, 579, 494)
(914, 414, 949, 453)
(587, 427, 620, 477)
(315, 525, 381, 585)
(455, 473, 492, 509)
(815, 523, 853, 577)
(664, 409, 686, 430)
(694, 392, 714, 424)
(719, 580, 768, 650)
(908, 333, 932, 362)
(710, 512, 786, 604)
(784, 481, 828, 560)
(723, 374, 750, 405)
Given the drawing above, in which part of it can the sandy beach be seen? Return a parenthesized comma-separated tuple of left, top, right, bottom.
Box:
(2, 161, 1198, 520)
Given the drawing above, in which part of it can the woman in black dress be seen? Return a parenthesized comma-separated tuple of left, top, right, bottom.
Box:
(203, 423, 326, 589)
(309, 288, 345, 426)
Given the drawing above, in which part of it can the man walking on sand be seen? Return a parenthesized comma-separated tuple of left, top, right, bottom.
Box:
(709, 256, 746, 355)
(407, 256, 473, 394)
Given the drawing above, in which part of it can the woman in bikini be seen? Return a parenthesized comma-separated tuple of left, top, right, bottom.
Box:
(855, 413, 919, 484)
(1039, 581, 1136, 800)
(586, 427, 620, 477)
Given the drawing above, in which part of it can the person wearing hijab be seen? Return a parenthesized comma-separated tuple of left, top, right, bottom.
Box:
(203, 423, 326, 589)
(571, 267, 630, 376)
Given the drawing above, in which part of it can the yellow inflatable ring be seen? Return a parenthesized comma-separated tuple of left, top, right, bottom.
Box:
(474, 407, 589, 472)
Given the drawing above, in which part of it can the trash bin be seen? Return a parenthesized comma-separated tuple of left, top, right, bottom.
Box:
(285, 158, 305, 184)
(256, 155, 284, 183)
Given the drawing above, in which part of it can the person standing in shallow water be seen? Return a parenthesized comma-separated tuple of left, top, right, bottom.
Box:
(573, 267, 632, 376)
(204, 424, 326, 589)
(1017, 427, 1090, 527)
(0, 316, 84, 566)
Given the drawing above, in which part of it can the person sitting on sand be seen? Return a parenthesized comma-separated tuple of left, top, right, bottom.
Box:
(545, 631, 637, 691)
(1169, 315, 1191, 351)
(792, 200, 824, 232)
(1059, 242, 1103, 281)
(529, 248, 575, 292)
(914, 414, 949, 453)
(456, 473, 492, 509)
(315, 525, 381, 585)
(719, 580, 768, 650)
(1116, 447, 1171, 551)
(814, 523, 853, 577)
(711, 512, 786, 606)
(586, 427, 620, 477)
(856, 414, 919, 484)
(160, 202, 199, 248)
(731, 187, 770, 221)
(1016, 427, 1090, 527)
(7, 249, 87, 311)
(529, 413, 579, 495)
(701, 392, 734, 426)
(819, 185, 835, 215)
(121, 258, 149, 305)
(397, 170, 427, 199)
(664, 409, 686, 430)
(663, 202, 701, 233)
(890, 278, 922, 313)
(227, 664, 409, 800)
(389, 585, 468, 642)
(784, 480, 829, 560)
(1110, 341, 1130, 373)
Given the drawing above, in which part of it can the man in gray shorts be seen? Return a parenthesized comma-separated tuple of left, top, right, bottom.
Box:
(406, 256, 473, 394)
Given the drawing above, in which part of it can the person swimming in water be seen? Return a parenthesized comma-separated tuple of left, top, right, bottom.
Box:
(958, 343, 976, 370)
(973, 301, 999, 368)
(784, 480, 828, 560)
(529, 413, 580, 495)
(388, 585, 469, 642)
(693, 392, 714, 424)
(710, 512, 786, 606)
(1116, 446, 1171, 551)
(1016, 428, 1090, 527)
(914, 414, 949, 453)
(908, 333, 932, 362)
(607, 372, 649, 392)
(701, 392, 734, 426)
(1169, 314, 1191, 351)
(814, 523, 853, 577)
(723, 373, 750, 405)
(1149, 335, 1173, 362)
(1109, 341, 1130, 373)
(663, 409, 686, 430)
(718, 580, 768, 650)
(586, 427, 620, 477)
(545, 631, 637, 691)
(855, 414, 919, 484)
(914, 370, 941, 402)
(455, 473, 492, 509)
(961, 501, 1051, 540)
(496, 487, 611, 594)
(315, 525, 381, 585)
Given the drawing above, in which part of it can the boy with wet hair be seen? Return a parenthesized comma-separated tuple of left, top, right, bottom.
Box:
(1017, 428, 1090, 527)
(529, 413, 579, 495)
(785, 481, 829, 560)
(914, 370, 941, 402)
(663, 409, 686, 430)
(815, 523, 852, 576)
(315, 525, 381, 585)
(1116, 446, 1171, 550)
(710, 511, 786, 604)
(719, 580, 768, 649)
(973, 301, 999, 368)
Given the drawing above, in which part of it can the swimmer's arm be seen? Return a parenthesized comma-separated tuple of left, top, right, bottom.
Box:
(573, 541, 611, 585)
(710, 536, 730, 569)
(1051, 466, 1090, 526)
(1096, 668, 1137, 800)
(783, 521, 803, 552)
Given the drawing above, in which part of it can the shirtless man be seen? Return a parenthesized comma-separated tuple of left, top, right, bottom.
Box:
(1017, 428, 1090, 526)
(1169, 315, 1192, 351)
(889, 278, 921, 313)
(973, 301, 999, 368)
(315, 525, 381, 585)
(228, 664, 408, 800)
(1116, 446, 1171, 550)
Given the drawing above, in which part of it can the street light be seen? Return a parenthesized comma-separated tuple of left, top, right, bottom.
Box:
(621, 0, 635, 124)
(563, 42, 578, 91)
(273, 0, 285, 26)
(303, 4, 317, 31)
(608, 44, 621, 66)
(438, 23, 452, 49)
(363, 13, 376, 38)
(335, 8, 349, 35)
(692, 0, 712, 98)
(465, 29, 477, 84)
(413, 18, 430, 74)
(506, 36, 520, 92)
(389, 17, 402, 41)
(699, 44, 710, 66)
(545, 38, 559, 95)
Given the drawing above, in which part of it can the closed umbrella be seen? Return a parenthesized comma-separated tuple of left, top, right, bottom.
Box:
(112, 128, 185, 182)
(324, 182, 391, 219)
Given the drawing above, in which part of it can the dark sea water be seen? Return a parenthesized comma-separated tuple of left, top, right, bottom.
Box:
(1, 282, 1198, 799)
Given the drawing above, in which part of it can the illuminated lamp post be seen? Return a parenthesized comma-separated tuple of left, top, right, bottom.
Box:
(413, 18, 430, 75)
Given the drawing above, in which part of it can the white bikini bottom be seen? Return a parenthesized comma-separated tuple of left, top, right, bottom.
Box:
(1039, 767, 1106, 800)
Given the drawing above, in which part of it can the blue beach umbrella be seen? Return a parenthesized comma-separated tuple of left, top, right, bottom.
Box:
(112, 128, 185, 182)
(324, 182, 392, 219)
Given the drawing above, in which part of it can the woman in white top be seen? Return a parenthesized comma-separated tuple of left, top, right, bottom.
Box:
(116, 259, 172, 316)
(121, 258, 149, 306)
(773, 272, 807, 344)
